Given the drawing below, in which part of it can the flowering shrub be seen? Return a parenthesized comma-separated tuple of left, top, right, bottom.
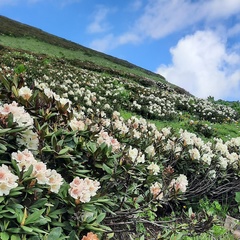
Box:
(69, 177, 100, 203)
(0, 47, 239, 239)
(0, 164, 18, 196)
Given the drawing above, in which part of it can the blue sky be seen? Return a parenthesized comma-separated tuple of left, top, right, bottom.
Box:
(1, 0, 240, 101)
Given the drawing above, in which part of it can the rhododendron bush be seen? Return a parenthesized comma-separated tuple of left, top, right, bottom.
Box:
(0, 50, 240, 239)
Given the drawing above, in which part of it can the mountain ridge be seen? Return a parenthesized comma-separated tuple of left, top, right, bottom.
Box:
(0, 16, 164, 79)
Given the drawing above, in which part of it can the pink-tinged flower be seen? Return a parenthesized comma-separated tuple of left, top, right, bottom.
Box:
(70, 176, 82, 187)
(0, 101, 33, 128)
(112, 111, 120, 120)
(69, 118, 85, 131)
(18, 86, 32, 100)
(69, 186, 83, 200)
(150, 182, 163, 200)
(169, 174, 188, 193)
(69, 177, 100, 203)
(0, 164, 18, 196)
(97, 131, 120, 152)
(47, 170, 63, 193)
(12, 149, 63, 193)
(11, 149, 37, 171)
(81, 232, 99, 240)
(32, 162, 48, 185)
(109, 137, 121, 152)
(0, 101, 21, 116)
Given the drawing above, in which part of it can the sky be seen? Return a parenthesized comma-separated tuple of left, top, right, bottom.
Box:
(0, 0, 240, 101)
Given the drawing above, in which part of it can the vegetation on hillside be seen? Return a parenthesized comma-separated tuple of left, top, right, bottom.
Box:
(0, 16, 240, 240)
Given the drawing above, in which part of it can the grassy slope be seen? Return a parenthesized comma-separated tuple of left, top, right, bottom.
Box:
(0, 15, 239, 141)
(0, 16, 168, 83)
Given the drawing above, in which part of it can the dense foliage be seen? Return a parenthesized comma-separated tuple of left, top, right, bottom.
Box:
(0, 47, 240, 239)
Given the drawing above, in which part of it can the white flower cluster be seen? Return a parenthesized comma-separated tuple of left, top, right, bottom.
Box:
(0, 101, 39, 151)
(11, 149, 63, 193)
(2, 50, 239, 124)
(97, 130, 121, 152)
(0, 164, 18, 196)
(127, 146, 145, 164)
(169, 174, 188, 193)
(18, 86, 32, 100)
(68, 177, 100, 203)
(69, 118, 86, 131)
(150, 174, 188, 200)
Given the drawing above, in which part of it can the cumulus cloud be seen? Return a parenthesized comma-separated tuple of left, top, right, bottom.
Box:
(89, 0, 240, 52)
(135, 0, 240, 39)
(90, 32, 141, 52)
(90, 34, 115, 52)
(87, 6, 112, 34)
(156, 30, 240, 100)
(129, 0, 143, 11)
(228, 23, 240, 37)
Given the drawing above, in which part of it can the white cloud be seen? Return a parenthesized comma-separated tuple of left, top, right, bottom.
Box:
(135, 0, 240, 39)
(129, 0, 143, 11)
(89, 0, 240, 52)
(90, 34, 115, 52)
(201, 0, 240, 20)
(90, 32, 141, 52)
(228, 23, 240, 37)
(156, 30, 240, 100)
(136, 0, 196, 39)
(87, 6, 112, 34)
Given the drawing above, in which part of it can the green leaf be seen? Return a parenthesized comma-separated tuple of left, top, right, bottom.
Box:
(235, 192, 240, 203)
(95, 212, 106, 224)
(85, 224, 105, 232)
(8, 126, 28, 133)
(0, 143, 7, 151)
(29, 198, 48, 209)
(47, 227, 62, 240)
(7, 228, 21, 234)
(68, 231, 77, 240)
(24, 209, 46, 225)
(10, 235, 21, 240)
(86, 142, 97, 153)
(58, 147, 70, 155)
(102, 164, 112, 174)
(48, 208, 66, 219)
(21, 225, 33, 233)
(15, 209, 23, 224)
(0, 73, 10, 91)
(0, 232, 9, 240)
(30, 227, 47, 234)
(11, 86, 18, 98)
(2, 213, 16, 219)
(0, 196, 5, 203)
(22, 164, 34, 179)
(7, 113, 14, 128)
(51, 221, 66, 227)
(28, 236, 41, 240)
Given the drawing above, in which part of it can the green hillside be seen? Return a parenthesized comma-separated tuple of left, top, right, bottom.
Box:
(0, 15, 240, 239)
